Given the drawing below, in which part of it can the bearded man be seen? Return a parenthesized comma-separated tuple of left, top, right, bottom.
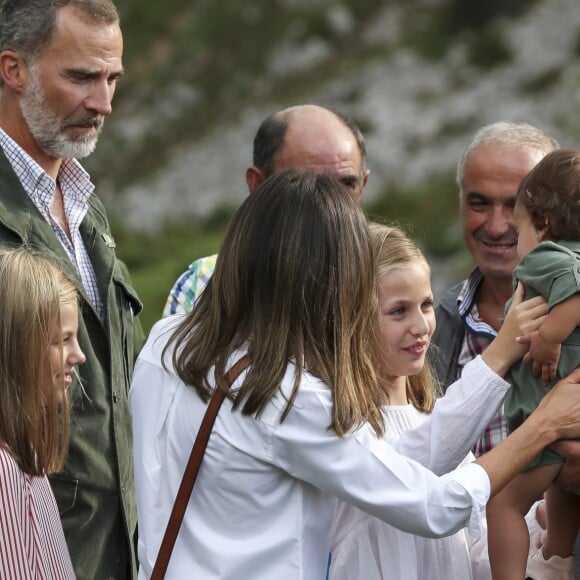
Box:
(0, 1, 143, 578)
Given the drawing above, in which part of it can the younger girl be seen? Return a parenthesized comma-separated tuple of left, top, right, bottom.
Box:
(329, 223, 480, 579)
(487, 148, 580, 580)
(329, 225, 552, 580)
(0, 249, 85, 578)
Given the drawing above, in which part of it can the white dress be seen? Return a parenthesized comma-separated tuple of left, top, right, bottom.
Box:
(329, 404, 477, 580)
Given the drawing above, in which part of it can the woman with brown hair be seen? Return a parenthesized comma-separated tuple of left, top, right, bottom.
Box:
(130, 169, 580, 580)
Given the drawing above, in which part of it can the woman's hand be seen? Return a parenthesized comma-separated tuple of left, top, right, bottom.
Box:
(482, 283, 548, 376)
(534, 367, 580, 442)
(475, 367, 580, 496)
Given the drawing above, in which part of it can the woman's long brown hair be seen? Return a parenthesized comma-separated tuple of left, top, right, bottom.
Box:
(165, 169, 388, 437)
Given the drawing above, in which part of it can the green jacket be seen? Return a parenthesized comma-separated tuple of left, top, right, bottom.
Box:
(0, 151, 144, 580)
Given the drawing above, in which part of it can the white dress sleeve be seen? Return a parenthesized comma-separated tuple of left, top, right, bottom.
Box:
(394, 355, 511, 474)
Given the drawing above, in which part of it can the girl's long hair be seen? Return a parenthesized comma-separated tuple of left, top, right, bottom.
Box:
(0, 249, 76, 475)
(165, 169, 388, 437)
(369, 223, 438, 412)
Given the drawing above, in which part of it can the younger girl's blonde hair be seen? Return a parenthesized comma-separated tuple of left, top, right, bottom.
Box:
(0, 249, 77, 475)
(369, 223, 438, 412)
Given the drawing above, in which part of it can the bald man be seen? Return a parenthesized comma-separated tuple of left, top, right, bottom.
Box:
(163, 104, 370, 316)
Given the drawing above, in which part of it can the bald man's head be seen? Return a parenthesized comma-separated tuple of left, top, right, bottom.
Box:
(246, 104, 369, 198)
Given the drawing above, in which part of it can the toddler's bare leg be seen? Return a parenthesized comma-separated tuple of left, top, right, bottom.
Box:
(487, 464, 560, 580)
(543, 483, 580, 558)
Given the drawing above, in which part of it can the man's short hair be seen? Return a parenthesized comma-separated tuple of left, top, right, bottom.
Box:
(252, 112, 288, 179)
(252, 107, 368, 180)
(456, 121, 559, 192)
(0, 0, 119, 71)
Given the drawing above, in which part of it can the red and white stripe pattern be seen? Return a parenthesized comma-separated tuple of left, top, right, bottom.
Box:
(0, 449, 75, 579)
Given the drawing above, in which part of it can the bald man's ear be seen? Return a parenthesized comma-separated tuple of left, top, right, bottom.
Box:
(245, 166, 266, 193)
(357, 169, 370, 200)
(0, 51, 27, 93)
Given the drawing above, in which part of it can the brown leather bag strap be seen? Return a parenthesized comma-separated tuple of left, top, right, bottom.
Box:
(150, 354, 252, 580)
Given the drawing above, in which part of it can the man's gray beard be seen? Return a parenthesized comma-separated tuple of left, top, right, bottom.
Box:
(20, 63, 103, 160)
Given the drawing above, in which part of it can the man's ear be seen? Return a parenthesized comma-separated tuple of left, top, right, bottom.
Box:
(0, 50, 28, 93)
(245, 166, 266, 193)
(356, 169, 370, 200)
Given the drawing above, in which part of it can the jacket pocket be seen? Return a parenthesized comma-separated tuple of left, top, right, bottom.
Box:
(49, 475, 79, 515)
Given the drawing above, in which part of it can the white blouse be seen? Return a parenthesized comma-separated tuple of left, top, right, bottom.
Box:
(130, 316, 510, 580)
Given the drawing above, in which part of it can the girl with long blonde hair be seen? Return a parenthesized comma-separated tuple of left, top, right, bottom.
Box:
(0, 249, 85, 578)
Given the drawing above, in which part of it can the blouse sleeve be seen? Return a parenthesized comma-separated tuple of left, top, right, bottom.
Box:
(0, 450, 33, 580)
(266, 377, 490, 539)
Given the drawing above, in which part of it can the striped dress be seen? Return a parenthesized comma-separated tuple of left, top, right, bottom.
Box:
(0, 448, 75, 579)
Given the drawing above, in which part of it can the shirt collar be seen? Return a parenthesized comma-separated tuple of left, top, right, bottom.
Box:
(0, 127, 94, 205)
(457, 267, 483, 318)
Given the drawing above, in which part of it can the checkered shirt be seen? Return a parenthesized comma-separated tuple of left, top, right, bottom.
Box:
(456, 268, 509, 457)
(0, 128, 104, 319)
